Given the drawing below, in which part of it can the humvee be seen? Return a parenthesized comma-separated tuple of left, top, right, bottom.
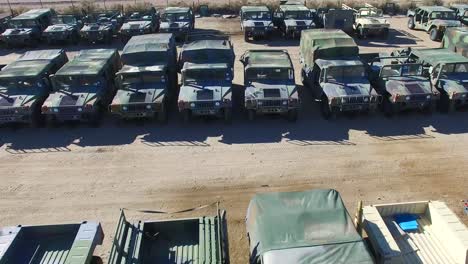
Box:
(300, 29, 379, 119)
(406, 48, 468, 112)
(80, 10, 124, 44)
(240, 50, 299, 121)
(1, 9, 54, 47)
(0, 50, 67, 127)
(407, 6, 461, 41)
(240, 6, 274, 41)
(43, 14, 83, 44)
(119, 7, 160, 42)
(42, 49, 121, 125)
(342, 4, 390, 38)
(442, 27, 467, 57)
(314, 8, 354, 34)
(279, 0, 305, 5)
(111, 34, 177, 122)
(178, 35, 235, 122)
(273, 4, 315, 39)
(383, 2, 398, 16)
(159, 7, 194, 41)
(366, 53, 436, 115)
(450, 4, 468, 25)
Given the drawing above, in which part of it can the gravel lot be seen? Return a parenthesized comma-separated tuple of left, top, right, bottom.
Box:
(0, 16, 467, 263)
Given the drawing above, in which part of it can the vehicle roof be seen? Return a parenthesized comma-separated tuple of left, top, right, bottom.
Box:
(16, 49, 64, 61)
(164, 7, 190, 13)
(417, 6, 454, 12)
(243, 50, 292, 68)
(119, 64, 166, 74)
(241, 6, 270, 12)
(123, 33, 173, 55)
(183, 62, 228, 70)
(182, 39, 231, 51)
(56, 49, 116, 76)
(450, 4, 468, 9)
(75, 48, 117, 60)
(12, 8, 52, 20)
(0, 49, 63, 78)
(0, 13, 11, 20)
(316, 58, 363, 68)
(280, 5, 309, 11)
(412, 48, 468, 65)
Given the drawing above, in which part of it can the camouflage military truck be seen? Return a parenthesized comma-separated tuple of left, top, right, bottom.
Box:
(110, 34, 177, 122)
(450, 4, 468, 25)
(119, 7, 160, 42)
(407, 48, 468, 112)
(366, 53, 436, 115)
(240, 50, 299, 121)
(273, 4, 315, 39)
(0, 50, 68, 127)
(1, 9, 54, 47)
(178, 35, 235, 122)
(314, 8, 354, 34)
(407, 6, 461, 41)
(159, 7, 194, 41)
(442, 27, 467, 57)
(382, 2, 398, 16)
(342, 4, 390, 38)
(43, 14, 83, 44)
(42, 49, 121, 125)
(80, 10, 124, 44)
(240, 6, 274, 41)
(300, 29, 379, 119)
(280, 0, 305, 5)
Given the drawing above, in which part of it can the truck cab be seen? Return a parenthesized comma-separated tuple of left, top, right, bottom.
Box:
(80, 10, 123, 44)
(273, 4, 315, 39)
(119, 7, 160, 42)
(240, 6, 273, 41)
(43, 14, 83, 44)
(159, 7, 194, 41)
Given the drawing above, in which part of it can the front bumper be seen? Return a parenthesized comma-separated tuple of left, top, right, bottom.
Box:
(160, 28, 189, 38)
(391, 94, 434, 110)
(44, 107, 96, 122)
(111, 103, 163, 119)
(81, 31, 108, 41)
(2, 35, 33, 44)
(120, 29, 149, 37)
(245, 27, 273, 36)
(360, 26, 389, 35)
(245, 99, 297, 114)
(330, 96, 379, 112)
(179, 100, 231, 116)
(44, 32, 71, 41)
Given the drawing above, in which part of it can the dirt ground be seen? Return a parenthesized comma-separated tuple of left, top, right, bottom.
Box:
(0, 16, 467, 263)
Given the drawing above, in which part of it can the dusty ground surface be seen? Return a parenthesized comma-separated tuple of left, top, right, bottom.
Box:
(0, 17, 467, 263)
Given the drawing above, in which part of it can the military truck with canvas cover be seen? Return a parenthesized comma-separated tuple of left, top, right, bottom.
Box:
(366, 53, 436, 115)
(0, 49, 67, 126)
(119, 7, 160, 42)
(442, 27, 468, 57)
(240, 50, 299, 121)
(314, 8, 354, 34)
(42, 49, 121, 124)
(159, 7, 194, 41)
(1, 9, 54, 47)
(240, 6, 274, 41)
(246, 189, 374, 264)
(300, 29, 379, 119)
(43, 14, 83, 44)
(273, 4, 314, 39)
(0, 221, 103, 264)
(178, 35, 235, 122)
(342, 4, 390, 38)
(80, 10, 124, 44)
(450, 4, 468, 25)
(407, 48, 468, 112)
(108, 209, 229, 264)
(110, 34, 176, 122)
(407, 6, 461, 41)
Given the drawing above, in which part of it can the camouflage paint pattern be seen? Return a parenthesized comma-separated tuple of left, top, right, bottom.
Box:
(159, 7, 194, 39)
(80, 11, 123, 43)
(276, 4, 314, 37)
(119, 8, 159, 39)
(43, 15, 82, 43)
(353, 7, 389, 36)
(240, 6, 274, 38)
(1, 9, 53, 46)
(442, 27, 468, 57)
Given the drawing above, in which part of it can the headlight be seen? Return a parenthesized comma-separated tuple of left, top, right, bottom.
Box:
(215, 102, 220, 107)
(462, 94, 467, 98)
(140, 29, 144, 32)
(282, 101, 288, 105)
(258, 101, 263, 105)
(426, 95, 431, 100)
(290, 26, 296, 30)
(405, 96, 411, 101)
(146, 105, 152, 110)
(53, 108, 59, 113)
(363, 97, 369, 102)
(14, 109, 19, 114)
(122, 106, 128, 111)
(77, 107, 83, 112)
(190, 102, 195, 108)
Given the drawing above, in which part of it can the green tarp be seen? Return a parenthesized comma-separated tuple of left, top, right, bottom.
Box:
(443, 27, 468, 58)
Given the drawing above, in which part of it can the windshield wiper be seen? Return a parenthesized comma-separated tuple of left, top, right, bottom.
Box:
(58, 89, 78, 98)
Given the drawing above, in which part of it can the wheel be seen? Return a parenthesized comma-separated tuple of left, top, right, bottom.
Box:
(286, 109, 298, 122)
(301, 70, 306, 85)
(90, 256, 103, 264)
(70, 31, 80, 44)
(429, 27, 440, 41)
(157, 104, 168, 124)
(181, 109, 191, 123)
(357, 25, 364, 39)
(247, 109, 255, 121)
(382, 97, 394, 117)
(90, 103, 104, 127)
(30, 106, 45, 128)
(223, 108, 232, 124)
(438, 92, 450, 113)
(381, 28, 389, 39)
(320, 96, 332, 120)
(408, 17, 415, 29)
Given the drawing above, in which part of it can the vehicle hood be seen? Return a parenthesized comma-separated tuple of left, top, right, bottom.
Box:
(385, 76, 432, 96)
(358, 17, 389, 25)
(45, 91, 98, 107)
(242, 20, 272, 27)
(439, 76, 468, 94)
(245, 82, 296, 100)
(121, 20, 152, 30)
(284, 19, 314, 27)
(81, 23, 112, 31)
(44, 24, 75, 32)
(179, 82, 231, 102)
(112, 85, 166, 105)
(0, 93, 38, 108)
(322, 79, 372, 98)
(431, 19, 461, 27)
(160, 21, 190, 29)
(2, 27, 33, 36)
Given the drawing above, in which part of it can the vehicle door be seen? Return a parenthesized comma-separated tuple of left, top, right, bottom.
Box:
(421, 11, 430, 30)
(414, 9, 423, 28)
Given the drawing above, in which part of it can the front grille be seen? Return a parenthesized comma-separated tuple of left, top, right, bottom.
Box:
(127, 104, 149, 112)
(195, 101, 215, 109)
(343, 96, 366, 104)
(411, 94, 429, 102)
(261, 100, 282, 107)
(58, 107, 79, 114)
(0, 109, 15, 115)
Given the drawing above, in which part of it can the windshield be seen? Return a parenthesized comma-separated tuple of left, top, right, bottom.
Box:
(359, 9, 383, 17)
(127, 13, 152, 21)
(243, 11, 271, 20)
(430, 11, 457, 20)
(380, 64, 423, 77)
(0, 78, 42, 90)
(246, 68, 293, 81)
(326, 65, 366, 81)
(441, 63, 468, 75)
(54, 76, 103, 91)
(121, 72, 165, 88)
(10, 19, 37, 28)
(184, 69, 229, 83)
(52, 16, 77, 25)
(162, 12, 189, 22)
(284, 11, 311, 19)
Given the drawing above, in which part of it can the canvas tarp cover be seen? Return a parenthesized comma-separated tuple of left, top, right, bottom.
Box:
(179, 40, 234, 68)
(300, 29, 358, 67)
(121, 34, 172, 66)
(443, 28, 468, 58)
(412, 48, 468, 65)
(16, 49, 63, 61)
(246, 189, 374, 263)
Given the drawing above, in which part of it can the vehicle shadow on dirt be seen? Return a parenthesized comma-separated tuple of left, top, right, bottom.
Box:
(356, 29, 420, 48)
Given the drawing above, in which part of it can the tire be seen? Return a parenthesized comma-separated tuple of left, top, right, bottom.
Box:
(157, 104, 168, 124)
(247, 109, 255, 121)
(70, 31, 79, 44)
(90, 256, 103, 264)
(90, 103, 104, 127)
(381, 28, 389, 39)
(287, 109, 298, 122)
(181, 109, 191, 123)
(357, 25, 364, 39)
(429, 27, 440, 41)
(320, 96, 332, 120)
(301, 70, 306, 85)
(30, 106, 45, 128)
(382, 97, 394, 117)
(408, 17, 415, 29)
(223, 108, 232, 124)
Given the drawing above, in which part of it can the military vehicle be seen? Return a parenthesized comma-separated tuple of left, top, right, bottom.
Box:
(119, 7, 160, 42)
(442, 27, 468, 57)
(406, 48, 468, 112)
(110, 34, 177, 122)
(342, 3, 390, 38)
(240, 6, 274, 41)
(108, 209, 229, 264)
(1, 9, 54, 47)
(42, 49, 121, 125)
(246, 189, 374, 264)
(300, 29, 379, 119)
(313, 8, 354, 34)
(80, 10, 124, 44)
(273, 4, 315, 39)
(0, 49, 68, 127)
(366, 53, 435, 115)
(450, 4, 468, 25)
(240, 50, 299, 121)
(407, 6, 461, 41)
(0, 221, 103, 264)
(382, 2, 398, 16)
(279, 0, 305, 5)
(178, 35, 235, 122)
(43, 14, 83, 44)
(0, 13, 12, 35)
(159, 7, 194, 41)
